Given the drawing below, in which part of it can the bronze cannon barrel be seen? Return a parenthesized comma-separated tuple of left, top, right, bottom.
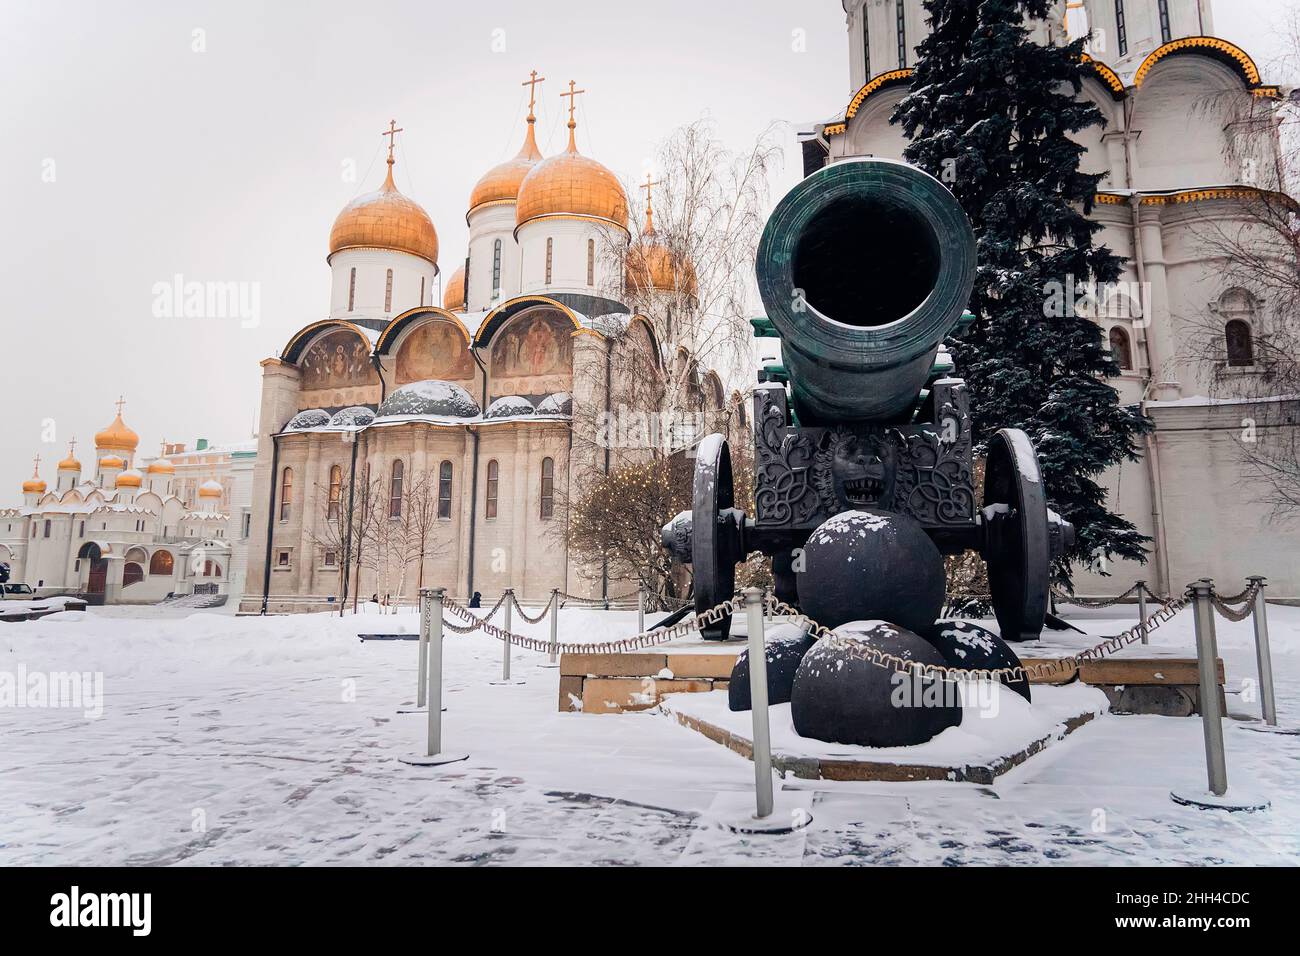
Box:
(755, 158, 977, 424)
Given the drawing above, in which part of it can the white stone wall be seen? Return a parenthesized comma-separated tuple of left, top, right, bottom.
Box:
(517, 217, 624, 300)
(466, 204, 521, 311)
(328, 247, 437, 323)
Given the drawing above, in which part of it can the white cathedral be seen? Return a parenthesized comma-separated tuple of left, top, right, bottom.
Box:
(802, 0, 1298, 600)
(242, 79, 739, 613)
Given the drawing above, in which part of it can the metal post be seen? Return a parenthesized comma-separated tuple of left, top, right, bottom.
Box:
(1190, 579, 1228, 796)
(1247, 576, 1277, 727)
(548, 588, 560, 664)
(744, 588, 774, 819)
(502, 588, 513, 682)
(1136, 579, 1148, 645)
(637, 585, 644, 634)
(416, 588, 430, 708)
(425, 588, 445, 756)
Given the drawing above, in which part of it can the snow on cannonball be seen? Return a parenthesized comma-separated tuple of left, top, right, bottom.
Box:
(799, 509, 945, 634)
(728, 623, 816, 712)
(920, 620, 1031, 703)
(790, 621, 962, 747)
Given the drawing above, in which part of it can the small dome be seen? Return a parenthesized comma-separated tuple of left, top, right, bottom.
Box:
(377, 380, 481, 419)
(485, 395, 536, 420)
(535, 392, 573, 416)
(286, 408, 331, 431)
(99, 455, 125, 470)
(443, 265, 466, 312)
(469, 114, 544, 216)
(198, 479, 223, 499)
(329, 159, 439, 267)
(115, 469, 143, 489)
(626, 241, 698, 297)
(22, 469, 46, 494)
(57, 450, 81, 472)
(328, 406, 376, 429)
(147, 458, 175, 475)
(95, 410, 139, 453)
(516, 121, 627, 230)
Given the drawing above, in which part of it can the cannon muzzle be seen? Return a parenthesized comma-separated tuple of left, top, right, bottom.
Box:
(756, 158, 976, 424)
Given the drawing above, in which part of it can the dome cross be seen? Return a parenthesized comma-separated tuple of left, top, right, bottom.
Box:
(382, 119, 404, 167)
(522, 70, 546, 121)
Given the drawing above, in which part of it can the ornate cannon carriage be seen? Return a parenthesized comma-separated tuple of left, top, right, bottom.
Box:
(662, 159, 1073, 641)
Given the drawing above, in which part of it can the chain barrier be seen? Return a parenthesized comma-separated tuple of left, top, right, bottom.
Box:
(1210, 580, 1262, 623)
(508, 591, 552, 625)
(1051, 583, 1143, 609)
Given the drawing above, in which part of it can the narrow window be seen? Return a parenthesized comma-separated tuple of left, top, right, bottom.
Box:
(545, 238, 553, 285)
(43, 519, 51, 538)
(79, 521, 84, 538)
(420, 275, 425, 306)
(389, 459, 404, 518)
(1157, 0, 1171, 44)
(385, 269, 394, 312)
(540, 457, 554, 519)
(896, 0, 906, 68)
(324, 550, 337, 568)
(280, 467, 293, 521)
(862, 4, 871, 78)
(1116, 0, 1128, 57)
(587, 239, 595, 286)
(492, 239, 503, 298)
(438, 460, 453, 519)
(486, 459, 499, 519)
(1226, 320, 1255, 367)
(1108, 327, 1132, 370)
(328, 464, 342, 519)
(348, 267, 356, 311)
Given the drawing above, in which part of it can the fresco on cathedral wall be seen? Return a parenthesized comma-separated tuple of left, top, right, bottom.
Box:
(395, 320, 475, 386)
(489, 312, 573, 399)
(298, 328, 381, 409)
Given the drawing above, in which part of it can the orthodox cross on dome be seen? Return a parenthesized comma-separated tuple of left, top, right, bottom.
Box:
(382, 119, 403, 167)
(561, 80, 586, 149)
(640, 173, 661, 233)
(31, 453, 42, 476)
(115, 395, 126, 417)
(67, 438, 77, 460)
(521, 70, 546, 121)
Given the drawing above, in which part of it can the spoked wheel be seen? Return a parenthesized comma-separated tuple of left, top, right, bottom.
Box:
(981, 428, 1051, 642)
(692, 434, 743, 640)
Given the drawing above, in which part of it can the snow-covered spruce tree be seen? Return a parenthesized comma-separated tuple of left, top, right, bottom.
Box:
(892, 0, 1150, 578)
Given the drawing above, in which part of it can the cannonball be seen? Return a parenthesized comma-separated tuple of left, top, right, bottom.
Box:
(790, 621, 962, 747)
(798, 509, 945, 633)
(728, 623, 816, 712)
(921, 620, 1032, 703)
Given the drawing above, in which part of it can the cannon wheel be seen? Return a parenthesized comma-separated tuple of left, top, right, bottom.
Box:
(982, 429, 1050, 642)
(693, 434, 741, 640)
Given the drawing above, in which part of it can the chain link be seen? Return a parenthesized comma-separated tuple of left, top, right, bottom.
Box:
(1051, 583, 1143, 609)
(508, 591, 552, 625)
(1209, 581, 1262, 623)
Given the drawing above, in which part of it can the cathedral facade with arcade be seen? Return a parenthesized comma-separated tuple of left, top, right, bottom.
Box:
(243, 79, 737, 613)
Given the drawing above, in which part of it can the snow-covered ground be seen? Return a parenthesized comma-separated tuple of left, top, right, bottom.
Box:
(1, 599, 1297, 865)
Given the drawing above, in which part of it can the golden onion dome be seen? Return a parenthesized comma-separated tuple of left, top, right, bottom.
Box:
(147, 458, 175, 475)
(626, 205, 697, 297)
(99, 455, 125, 470)
(198, 479, 223, 499)
(468, 114, 544, 217)
(443, 265, 467, 312)
(329, 158, 439, 268)
(22, 468, 46, 494)
(95, 410, 139, 453)
(57, 446, 81, 472)
(115, 470, 143, 489)
(516, 121, 627, 231)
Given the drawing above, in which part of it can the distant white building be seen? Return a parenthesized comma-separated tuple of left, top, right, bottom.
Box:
(801, 0, 1298, 599)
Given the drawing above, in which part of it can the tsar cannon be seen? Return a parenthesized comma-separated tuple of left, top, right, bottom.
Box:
(662, 158, 1073, 641)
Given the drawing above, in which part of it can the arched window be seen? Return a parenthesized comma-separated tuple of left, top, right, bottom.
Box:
(545, 238, 553, 285)
(1226, 320, 1255, 367)
(384, 268, 394, 312)
(328, 465, 342, 519)
(1108, 327, 1132, 371)
(1116, 0, 1128, 57)
(123, 563, 144, 587)
(586, 239, 595, 286)
(389, 460, 404, 518)
(438, 460, 453, 519)
(486, 459, 499, 519)
(540, 457, 554, 519)
(1157, 0, 1171, 44)
(149, 550, 174, 575)
(280, 467, 293, 521)
(348, 267, 356, 311)
(492, 239, 503, 299)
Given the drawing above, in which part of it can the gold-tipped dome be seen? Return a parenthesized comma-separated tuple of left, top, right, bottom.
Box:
(469, 109, 544, 216)
(95, 405, 139, 453)
(443, 265, 467, 312)
(516, 83, 627, 230)
(147, 458, 175, 475)
(625, 182, 698, 297)
(22, 460, 46, 495)
(99, 455, 125, 470)
(115, 469, 143, 489)
(198, 479, 223, 499)
(58, 442, 81, 472)
(329, 130, 439, 268)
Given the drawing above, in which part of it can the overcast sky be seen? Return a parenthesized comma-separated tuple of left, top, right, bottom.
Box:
(1, 0, 1290, 497)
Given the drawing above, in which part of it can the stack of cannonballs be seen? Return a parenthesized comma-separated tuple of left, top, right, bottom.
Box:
(729, 509, 1031, 747)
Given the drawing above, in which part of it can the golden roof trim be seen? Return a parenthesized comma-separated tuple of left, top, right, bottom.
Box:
(845, 68, 913, 120)
(1133, 36, 1261, 88)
